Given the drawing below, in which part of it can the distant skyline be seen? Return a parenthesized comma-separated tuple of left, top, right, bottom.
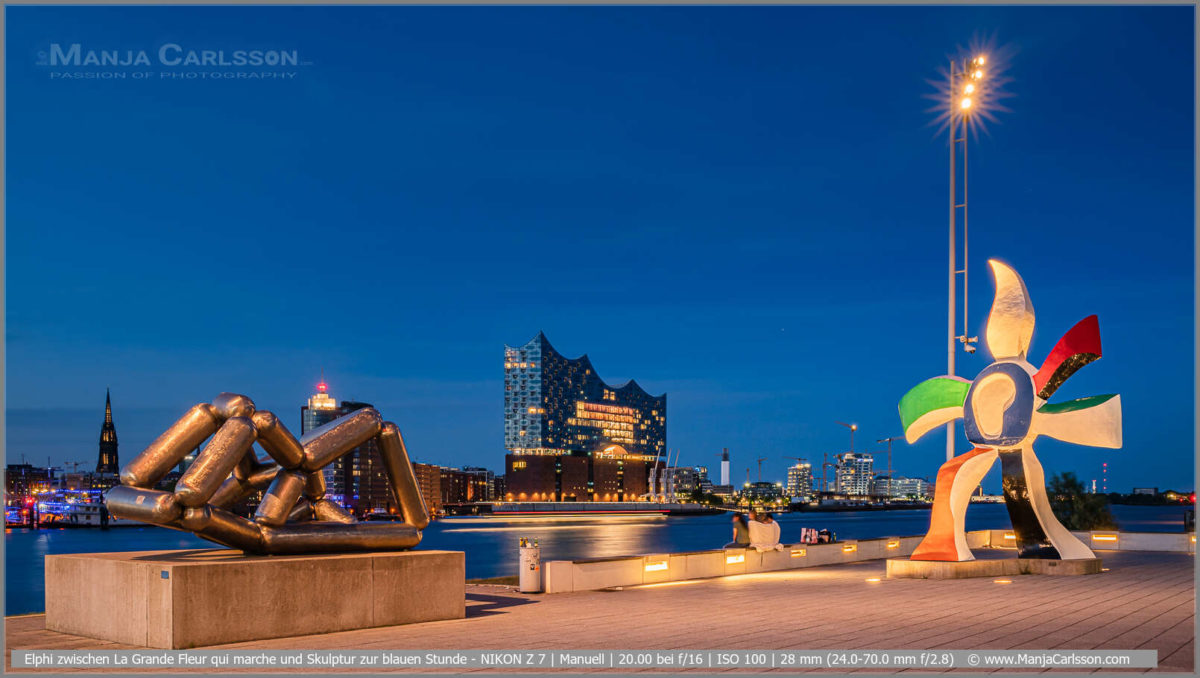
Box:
(5, 6, 1194, 492)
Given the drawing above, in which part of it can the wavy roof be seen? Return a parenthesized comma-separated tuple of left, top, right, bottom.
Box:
(507, 331, 665, 400)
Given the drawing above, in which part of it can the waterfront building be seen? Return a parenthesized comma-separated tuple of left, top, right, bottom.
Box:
(461, 466, 497, 501)
(878, 472, 931, 499)
(439, 467, 472, 505)
(503, 333, 665, 501)
(96, 389, 119, 475)
(740, 481, 784, 503)
(787, 462, 814, 500)
(5, 464, 53, 504)
(299, 381, 390, 515)
(668, 466, 701, 495)
(493, 475, 505, 500)
(871, 475, 930, 499)
(835, 452, 873, 496)
(719, 449, 730, 486)
(413, 462, 443, 515)
(709, 484, 735, 500)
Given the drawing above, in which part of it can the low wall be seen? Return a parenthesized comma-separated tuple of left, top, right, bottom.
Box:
(986, 529, 1196, 554)
(543, 530, 1193, 594)
(543, 532, 987, 594)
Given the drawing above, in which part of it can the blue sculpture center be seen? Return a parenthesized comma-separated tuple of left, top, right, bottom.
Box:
(963, 362, 1035, 447)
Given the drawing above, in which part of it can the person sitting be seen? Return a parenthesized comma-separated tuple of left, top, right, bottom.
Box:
(724, 512, 751, 548)
(748, 511, 783, 552)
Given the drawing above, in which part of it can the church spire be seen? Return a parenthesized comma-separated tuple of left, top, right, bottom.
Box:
(97, 389, 119, 475)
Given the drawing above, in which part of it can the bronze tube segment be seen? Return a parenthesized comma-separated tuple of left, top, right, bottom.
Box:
(105, 485, 182, 525)
(260, 522, 420, 555)
(175, 417, 257, 508)
(251, 410, 305, 469)
(377, 423, 431, 529)
(255, 469, 306, 526)
(300, 407, 383, 471)
(120, 404, 220, 488)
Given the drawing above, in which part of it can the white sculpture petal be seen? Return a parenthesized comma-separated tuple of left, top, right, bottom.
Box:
(986, 260, 1036, 360)
(1018, 448, 1096, 560)
(904, 406, 965, 444)
(1033, 395, 1122, 449)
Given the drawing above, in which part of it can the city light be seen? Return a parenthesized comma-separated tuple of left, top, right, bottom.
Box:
(994, 579, 1012, 584)
(644, 560, 669, 572)
(790, 549, 807, 558)
(960, 98, 973, 109)
(725, 553, 745, 564)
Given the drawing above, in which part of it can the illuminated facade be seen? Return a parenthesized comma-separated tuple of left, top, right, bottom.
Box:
(300, 381, 390, 515)
(787, 462, 814, 500)
(835, 453, 874, 496)
(503, 333, 665, 501)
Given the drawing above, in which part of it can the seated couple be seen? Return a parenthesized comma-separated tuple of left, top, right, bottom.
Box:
(724, 509, 783, 552)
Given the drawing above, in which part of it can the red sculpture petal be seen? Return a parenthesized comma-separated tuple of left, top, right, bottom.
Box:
(1033, 315, 1102, 400)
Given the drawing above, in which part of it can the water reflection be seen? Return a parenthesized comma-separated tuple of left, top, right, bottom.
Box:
(5, 503, 1191, 615)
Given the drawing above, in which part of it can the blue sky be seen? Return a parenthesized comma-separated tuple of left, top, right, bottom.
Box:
(5, 6, 1194, 492)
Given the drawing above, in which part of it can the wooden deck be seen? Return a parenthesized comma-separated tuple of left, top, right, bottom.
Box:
(5, 550, 1193, 673)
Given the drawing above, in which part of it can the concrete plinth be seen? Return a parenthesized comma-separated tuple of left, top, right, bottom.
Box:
(45, 549, 465, 648)
(886, 556, 1102, 579)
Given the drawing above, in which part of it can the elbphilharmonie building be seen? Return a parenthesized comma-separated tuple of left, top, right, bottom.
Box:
(503, 332, 666, 501)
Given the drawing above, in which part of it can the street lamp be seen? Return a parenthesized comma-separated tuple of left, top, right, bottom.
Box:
(945, 53, 988, 461)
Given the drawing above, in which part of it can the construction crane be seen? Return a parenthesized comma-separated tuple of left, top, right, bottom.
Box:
(876, 436, 902, 485)
(822, 452, 836, 493)
(755, 457, 767, 482)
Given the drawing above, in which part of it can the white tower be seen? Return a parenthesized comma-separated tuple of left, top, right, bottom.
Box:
(720, 448, 730, 486)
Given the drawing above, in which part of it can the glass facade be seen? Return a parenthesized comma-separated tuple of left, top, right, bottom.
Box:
(504, 332, 666, 459)
(503, 333, 666, 502)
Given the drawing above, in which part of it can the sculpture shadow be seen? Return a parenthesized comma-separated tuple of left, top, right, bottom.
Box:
(465, 592, 539, 618)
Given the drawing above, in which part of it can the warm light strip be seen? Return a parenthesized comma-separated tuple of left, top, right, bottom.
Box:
(790, 549, 807, 558)
(644, 560, 668, 572)
(1003, 533, 1016, 540)
(886, 540, 900, 549)
(842, 544, 858, 553)
(1091, 535, 1118, 542)
(865, 577, 881, 583)
(726, 554, 745, 564)
(993, 579, 1012, 584)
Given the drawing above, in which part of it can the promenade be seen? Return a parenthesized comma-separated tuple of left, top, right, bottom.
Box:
(5, 550, 1193, 673)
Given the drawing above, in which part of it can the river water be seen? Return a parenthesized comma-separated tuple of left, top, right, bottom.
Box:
(5, 504, 1189, 615)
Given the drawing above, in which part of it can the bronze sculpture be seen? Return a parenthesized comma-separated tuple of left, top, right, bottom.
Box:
(106, 393, 430, 554)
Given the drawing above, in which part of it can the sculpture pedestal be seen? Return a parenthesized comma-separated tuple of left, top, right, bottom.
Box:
(886, 555, 1102, 580)
(45, 549, 465, 648)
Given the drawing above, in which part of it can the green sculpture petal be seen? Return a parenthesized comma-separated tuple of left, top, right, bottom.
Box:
(1036, 393, 1117, 414)
(899, 376, 971, 442)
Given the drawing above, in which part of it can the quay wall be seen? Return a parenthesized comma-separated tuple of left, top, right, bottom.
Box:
(543, 530, 1194, 594)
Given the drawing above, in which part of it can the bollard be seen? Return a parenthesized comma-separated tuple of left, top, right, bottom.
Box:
(518, 537, 542, 593)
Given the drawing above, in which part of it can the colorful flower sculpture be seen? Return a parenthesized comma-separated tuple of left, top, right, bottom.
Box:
(899, 260, 1121, 561)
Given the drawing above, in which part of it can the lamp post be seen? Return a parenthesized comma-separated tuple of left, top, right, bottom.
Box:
(946, 54, 985, 461)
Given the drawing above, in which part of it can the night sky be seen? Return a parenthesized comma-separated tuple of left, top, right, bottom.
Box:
(5, 6, 1194, 492)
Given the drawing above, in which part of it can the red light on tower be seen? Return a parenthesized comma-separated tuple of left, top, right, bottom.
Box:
(317, 381, 327, 393)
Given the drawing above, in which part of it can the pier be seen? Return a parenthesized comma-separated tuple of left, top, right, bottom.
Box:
(5, 549, 1191, 673)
